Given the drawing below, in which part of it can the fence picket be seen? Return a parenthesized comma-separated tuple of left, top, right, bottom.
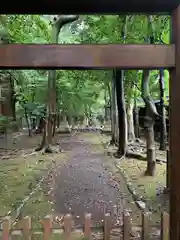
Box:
(142, 212, 149, 240)
(0, 212, 170, 239)
(161, 212, 169, 240)
(22, 216, 31, 240)
(42, 215, 53, 240)
(104, 213, 111, 240)
(64, 214, 72, 240)
(123, 210, 130, 240)
(84, 213, 92, 240)
(2, 216, 11, 240)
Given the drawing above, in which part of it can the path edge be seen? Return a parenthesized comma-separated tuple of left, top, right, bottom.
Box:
(98, 132, 149, 212)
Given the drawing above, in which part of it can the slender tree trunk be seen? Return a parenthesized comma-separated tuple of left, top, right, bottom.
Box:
(57, 115, 71, 133)
(44, 70, 56, 152)
(104, 89, 108, 122)
(24, 109, 32, 137)
(144, 109, 156, 176)
(133, 99, 140, 139)
(83, 115, 88, 126)
(110, 74, 117, 144)
(36, 128, 46, 151)
(35, 116, 45, 134)
(115, 69, 128, 156)
(115, 103, 119, 144)
(67, 115, 73, 127)
(31, 91, 36, 130)
(52, 114, 56, 137)
(141, 15, 159, 176)
(104, 87, 111, 132)
(56, 113, 60, 128)
(127, 99, 135, 142)
(31, 118, 36, 130)
(2, 76, 14, 118)
(126, 82, 135, 142)
(9, 76, 16, 121)
(142, 70, 158, 176)
(114, 15, 128, 155)
(37, 15, 79, 152)
(159, 69, 167, 150)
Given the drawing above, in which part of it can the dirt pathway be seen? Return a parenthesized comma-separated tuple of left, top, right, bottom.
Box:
(52, 132, 139, 226)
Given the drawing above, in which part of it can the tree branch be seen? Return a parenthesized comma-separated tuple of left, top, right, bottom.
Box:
(141, 16, 159, 117)
(141, 70, 159, 116)
(52, 15, 79, 38)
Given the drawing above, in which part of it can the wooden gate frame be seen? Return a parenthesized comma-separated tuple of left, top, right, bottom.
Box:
(0, 4, 180, 240)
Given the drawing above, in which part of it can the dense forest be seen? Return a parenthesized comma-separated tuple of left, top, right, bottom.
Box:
(0, 15, 169, 178)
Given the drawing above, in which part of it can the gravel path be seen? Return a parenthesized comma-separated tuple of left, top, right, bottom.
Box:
(53, 132, 137, 226)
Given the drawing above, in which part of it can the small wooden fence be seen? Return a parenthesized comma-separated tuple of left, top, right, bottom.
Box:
(1, 211, 169, 240)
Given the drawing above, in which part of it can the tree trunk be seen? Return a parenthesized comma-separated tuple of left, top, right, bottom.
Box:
(104, 87, 111, 132)
(115, 69, 128, 156)
(104, 89, 109, 122)
(57, 115, 71, 133)
(56, 113, 60, 128)
(52, 114, 56, 137)
(24, 108, 32, 137)
(141, 15, 159, 176)
(35, 117, 45, 134)
(67, 115, 73, 128)
(115, 105, 119, 144)
(110, 74, 117, 145)
(141, 70, 158, 176)
(127, 100, 135, 142)
(9, 76, 16, 121)
(144, 107, 156, 176)
(35, 125, 46, 151)
(2, 76, 15, 118)
(159, 69, 167, 151)
(31, 118, 36, 130)
(133, 99, 140, 139)
(44, 70, 56, 152)
(82, 115, 88, 126)
(37, 15, 79, 152)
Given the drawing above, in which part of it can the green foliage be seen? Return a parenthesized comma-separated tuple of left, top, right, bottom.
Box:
(0, 14, 170, 125)
(56, 70, 107, 117)
(0, 15, 50, 43)
(0, 115, 18, 132)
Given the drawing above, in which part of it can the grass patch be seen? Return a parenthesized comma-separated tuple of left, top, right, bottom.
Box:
(0, 150, 67, 225)
(117, 158, 168, 224)
(101, 133, 169, 224)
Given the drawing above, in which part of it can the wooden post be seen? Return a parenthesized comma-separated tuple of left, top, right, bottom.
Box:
(64, 214, 72, 240)
(2, 217, 11, 240)
(161, 212, 169, 240)
(123, 210, 130, 240)
(84, 213, 92, 240)
(170, 4, 180, 240)
(22, 216, 31, 240)
(142, 212, 149, 240)
(43, 215, 53, 240)
(104, 213, 111, 240)
(166, 149, 170, 189)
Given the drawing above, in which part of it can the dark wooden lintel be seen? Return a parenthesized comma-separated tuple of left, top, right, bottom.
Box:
(0, 44, 175, 69)
(1, 0, 179, 14)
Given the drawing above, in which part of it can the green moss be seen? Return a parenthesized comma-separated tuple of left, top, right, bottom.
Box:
(0, 151, 66, 225)
(117, 158, 168, 224)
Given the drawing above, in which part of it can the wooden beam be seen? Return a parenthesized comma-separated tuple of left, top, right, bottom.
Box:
(0, 44, 175, 69)
(170, 4, 180, 240)
(1, 0, 179, 14)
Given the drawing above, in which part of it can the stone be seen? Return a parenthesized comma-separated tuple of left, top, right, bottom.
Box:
(136, 200, 146, 209)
